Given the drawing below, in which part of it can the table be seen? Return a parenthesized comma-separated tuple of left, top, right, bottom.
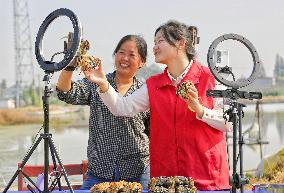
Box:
(1, 190, 255, 193)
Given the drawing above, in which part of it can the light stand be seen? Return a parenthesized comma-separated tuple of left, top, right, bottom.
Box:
(3, 72, 74, 193)
(207, 34, 262, 193)
(3, 8, 82, 192)
(207, 89, 262, 193)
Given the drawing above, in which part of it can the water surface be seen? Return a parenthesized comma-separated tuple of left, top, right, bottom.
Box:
(0, 103, 284, 189)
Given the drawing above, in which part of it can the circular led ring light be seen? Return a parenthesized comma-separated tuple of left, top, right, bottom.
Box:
(35, 8, 82, 72)
(207, 34, 260, 89)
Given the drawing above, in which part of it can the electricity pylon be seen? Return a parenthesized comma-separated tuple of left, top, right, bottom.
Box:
(13, 0, 35, 107)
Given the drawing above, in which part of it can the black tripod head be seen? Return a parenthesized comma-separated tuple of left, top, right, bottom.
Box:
(207, 88, 262, 101)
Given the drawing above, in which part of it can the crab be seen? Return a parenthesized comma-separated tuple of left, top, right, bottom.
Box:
(75, 39, 102, 71)
(90, 182, 110, 193)
(90, 180, 143, 193)
(148, 176, 197, 193)
(128, 182, 143, 193)
(176, 81, 194, 100)
(176, 81, 196, 112)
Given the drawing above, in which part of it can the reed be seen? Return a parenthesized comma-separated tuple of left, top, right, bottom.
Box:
(0, 108, 42, 125)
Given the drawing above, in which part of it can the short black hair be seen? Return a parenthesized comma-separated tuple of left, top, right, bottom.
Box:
(113, 35, 147, 63)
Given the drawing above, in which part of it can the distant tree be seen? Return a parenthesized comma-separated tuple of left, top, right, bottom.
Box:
(22, 84, 41, 106)
(1, 79, 7, 89)
(274, 54, 284, 77)
(0, 79, 7, 98)
(258, 60, 266, 78)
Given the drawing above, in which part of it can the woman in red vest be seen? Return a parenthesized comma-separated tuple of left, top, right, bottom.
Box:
(83, 20, 232, 190)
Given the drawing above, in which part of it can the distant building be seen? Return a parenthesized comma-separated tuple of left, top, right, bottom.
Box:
(0, 99, 15, 108)
(0, 79, 16, 108)
(241, 77, 273, 92)
(241, 60, 273, 91)
(2, 84, 17, 99)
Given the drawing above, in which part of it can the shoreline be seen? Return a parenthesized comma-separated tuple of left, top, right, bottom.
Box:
(0, 105, 89, 126)
(240, 96, 284, 104)
(0, 97, 284, 125)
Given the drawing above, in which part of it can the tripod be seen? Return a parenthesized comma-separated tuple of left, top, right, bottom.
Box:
(3, 72, 74, 193)
(207, 88, 262, 193)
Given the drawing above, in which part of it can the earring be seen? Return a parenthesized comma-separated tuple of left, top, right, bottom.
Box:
(139, 63, 144, 69)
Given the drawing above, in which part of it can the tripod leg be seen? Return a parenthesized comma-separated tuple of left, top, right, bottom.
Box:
(238, 105, 247, 193)
(48, 139, 62, 190)
(231, 102, 238, 193)
(226, 132, 230, 169)
(48, 136, 74, 193)
(21, 172, 41, 192)
(3, 136, 43, 193)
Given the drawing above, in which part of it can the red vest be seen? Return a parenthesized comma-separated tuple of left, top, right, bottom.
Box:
(146, 61, 230, 190)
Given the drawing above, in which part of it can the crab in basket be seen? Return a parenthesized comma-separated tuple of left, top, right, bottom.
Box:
(148, 176, 197, 193)
(75, 39, 102, 71)
(90, 180, 143, 193)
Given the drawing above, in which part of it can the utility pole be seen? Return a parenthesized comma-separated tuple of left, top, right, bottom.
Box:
(13, 0, 35, 107)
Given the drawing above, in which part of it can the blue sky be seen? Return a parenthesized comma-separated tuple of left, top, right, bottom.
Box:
(1, 0, 284, 86)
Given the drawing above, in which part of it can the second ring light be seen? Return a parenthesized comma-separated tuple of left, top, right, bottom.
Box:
(35, 8, 82, 72)
(207, 34, 260, 89)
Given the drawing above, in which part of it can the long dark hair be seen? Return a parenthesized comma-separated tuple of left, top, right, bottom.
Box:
(113, 35, 147, 63)
(155, 20, 198, 61)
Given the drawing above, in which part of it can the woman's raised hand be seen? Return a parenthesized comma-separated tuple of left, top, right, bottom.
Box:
(83, 64, 109, 92)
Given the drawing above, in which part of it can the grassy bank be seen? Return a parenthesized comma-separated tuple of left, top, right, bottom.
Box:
(0, 107, 42, 125)
(225, 95, 284, 105)
(1, 95, 284, 125)
(0, 106, 74, 126)
(245, 166, 284, 189)
(260, 95, 284, 103)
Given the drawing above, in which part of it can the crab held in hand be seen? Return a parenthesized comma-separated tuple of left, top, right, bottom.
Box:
(75, 39, 102, 71)
(176, 80, 195, 112)
(176, 80, 194, 100)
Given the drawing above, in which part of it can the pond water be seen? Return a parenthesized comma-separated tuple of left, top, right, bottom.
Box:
(0, 103, 284, 190)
